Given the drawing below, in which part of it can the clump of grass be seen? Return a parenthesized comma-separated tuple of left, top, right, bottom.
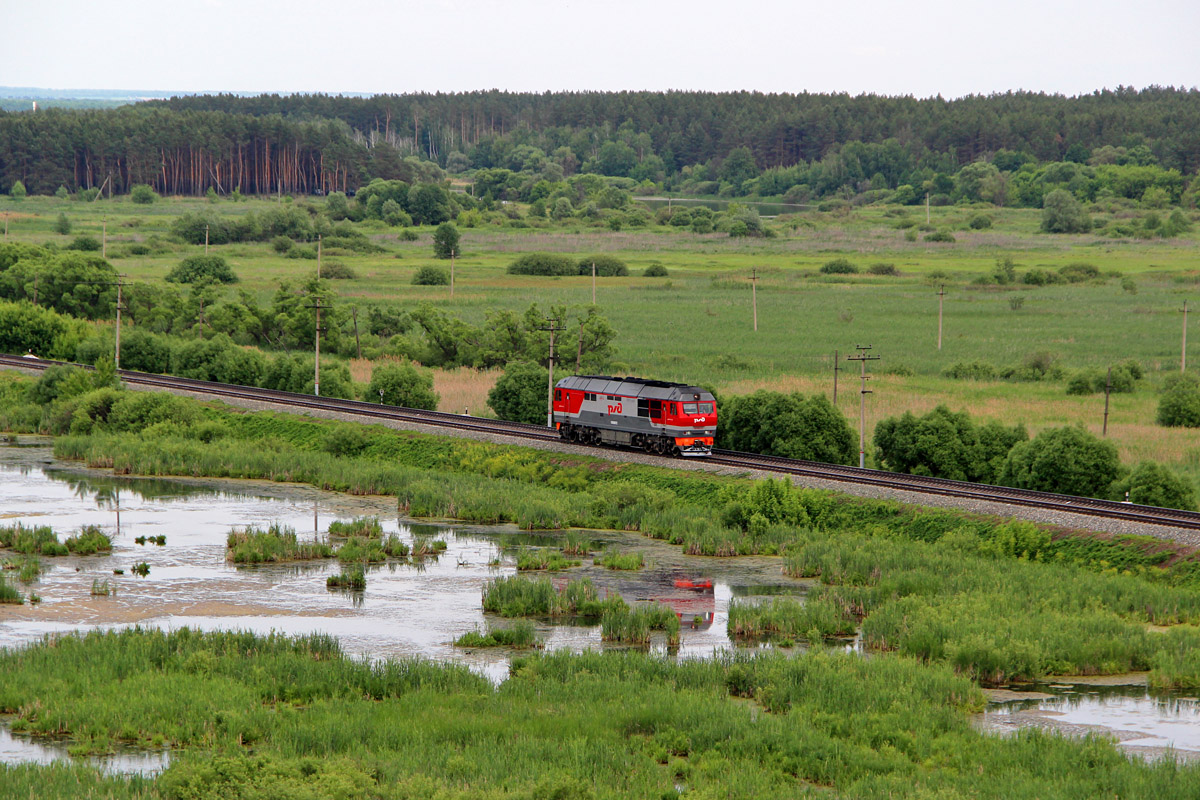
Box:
(64, 525, 112, 556)
(597, 548, 644, 570)
(561, 531, 591, 555)
(0, 523, 68, 556)
(727, 596, 858, 641)
(412, 537, 447, 558)
(454, 619, 539, 649)
(90, 578, 114, 596)
(328, 517, 383, 538)
(482, 576, 624, 618)
(335, 536, 387, 563)
(17, 557, 41, 584)
(134, 536, 146, 545)
(326, 565, 366, 591)
(0, 574, 23, 604)
(226, 523, 333, 563)
(516, 547, 581, 571)
(131, 562, 150, 576)
(601, 604, 681, 646)
(382, 535, 410, 558)
(153, 535, 166, 546)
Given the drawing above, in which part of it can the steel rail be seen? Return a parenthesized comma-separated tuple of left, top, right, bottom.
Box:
(3, 354, 1197, 530)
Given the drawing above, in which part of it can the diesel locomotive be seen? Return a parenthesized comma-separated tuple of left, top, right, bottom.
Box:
(552, 375, 717, 456)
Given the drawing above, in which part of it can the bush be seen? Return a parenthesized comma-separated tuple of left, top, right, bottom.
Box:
(1157, 373, 1200, 428)
(412, 266, 450, 286)
(968, 214, 992, 229)
(366, 362, 438, 410)
(1111, 461, 1197, 511)
(643, 263, 669, 277)
(924, 230, 956, 243)
(942, 360, 997, 380)
(1058, 262, 1100, 283)
(874, 405, 1027, 485)
(432, 222, 460, 259)
(320, 261, 357, 280)
(999, 425, 1122, 498)
(720, 391, 854, 464)
(129, 184, 158, 204)
(1021, 269, 1065, 286)
(577, 255, 628, 277)
(9, 180, 27, 199)
(867, 263, 899, 276)
(68, 235, 102, 252)
(54, 213, 72, 235)
(166, 255, 238, 284)
(1041, 189, 1091, 233)
(271, 235, 294, 254)
(506, 253, 577, 276)
(819, 258, 857, 275)
(487, 361, 550, 425)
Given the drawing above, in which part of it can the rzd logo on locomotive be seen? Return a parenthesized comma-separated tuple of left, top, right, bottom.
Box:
(694, 416, 706, 423)
(607, 403, 622, 414)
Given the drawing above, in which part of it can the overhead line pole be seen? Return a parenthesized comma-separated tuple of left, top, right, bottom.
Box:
(1183, 300, 1190, 373)
(846, 345, 880, 469)
(306, 296, 329, 396)
(937, 284, 945, 350)
(750, 267, 758, 331)
(1102, 366, 1112, 437)
(536, 318, 562, 428)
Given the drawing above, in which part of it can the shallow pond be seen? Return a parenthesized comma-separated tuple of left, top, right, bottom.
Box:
(0, 444, 803, 684)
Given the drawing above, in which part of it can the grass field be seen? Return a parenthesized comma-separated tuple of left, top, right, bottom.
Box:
(4, 194, 1200, 481)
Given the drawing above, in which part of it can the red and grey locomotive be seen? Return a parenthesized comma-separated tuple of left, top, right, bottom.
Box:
(552, 375, 717, 456)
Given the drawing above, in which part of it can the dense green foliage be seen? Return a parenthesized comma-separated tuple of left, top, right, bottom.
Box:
(431, 221, 460, 258)
(165, 254, 238, 284)
(874, 405, 1027, 484)
(365, 361, 438, 410)
(486, 360, 550, 424)
(1158, 373, 1200, 427)
(720, 391, 855, 463)
(999, 425, 1122, 497)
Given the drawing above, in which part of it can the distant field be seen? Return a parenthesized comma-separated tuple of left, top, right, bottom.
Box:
(4, 194, 1200, 479)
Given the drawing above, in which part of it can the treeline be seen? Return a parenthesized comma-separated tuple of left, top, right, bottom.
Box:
(2, 87, 1199, 198)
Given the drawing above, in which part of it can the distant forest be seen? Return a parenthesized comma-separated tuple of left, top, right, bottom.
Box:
(1, 88, 1197, 203)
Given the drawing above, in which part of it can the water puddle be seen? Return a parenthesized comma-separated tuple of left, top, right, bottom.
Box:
(981, 681, 1200, 760)
(0, 725, 169, 776)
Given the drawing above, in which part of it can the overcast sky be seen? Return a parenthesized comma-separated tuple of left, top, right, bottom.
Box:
(4, 0, 1198, 99)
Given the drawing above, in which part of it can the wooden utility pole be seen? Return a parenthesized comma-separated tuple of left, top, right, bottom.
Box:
(204, 224, 209, 255)
(833, 349, 840, 404)
(114, 278, 123, 369)
(750, 267, 759, 331)
(937, 284, 945, 350)
(317, 234, 322, 278)
(351, 307, 362, 359)
(925, 192, 930, 224)
(1102, 366, 1112, 436)
(450, 250, 456, 298)
(1183, 300, 1190, 373)
(591, 261, 596, 305)
(846, 346, 880, 468)
(102, 218, 107, 259)
(536, 318, 562, 427)
(3, 213, 8, 240)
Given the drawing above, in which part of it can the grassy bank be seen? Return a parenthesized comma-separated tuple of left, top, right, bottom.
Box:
(3, 628, 1200, 798)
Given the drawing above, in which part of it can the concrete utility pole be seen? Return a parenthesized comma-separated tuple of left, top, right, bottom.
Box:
(204, 224, 209, 255)
(925, 192, 930, 224)
(307, 297, 329, 396)
(750, 267, 759, 331)
(1183, 300, 1190, 373)
(82, 276, 128, 368)
(317, 234, 322, 279)
(591, 260, 596, 305)
(1102, 366, 1112, 437)
(846, 346, 880, 468)
(937, 284, 945, 350)
(536, 318, 562, 427)
(450, 250, 456, 298)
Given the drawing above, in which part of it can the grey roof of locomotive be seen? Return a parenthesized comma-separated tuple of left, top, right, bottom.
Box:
(557, 375, 712, 401)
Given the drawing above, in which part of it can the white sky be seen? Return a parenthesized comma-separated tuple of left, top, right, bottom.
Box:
(3, 0, 1198, 98)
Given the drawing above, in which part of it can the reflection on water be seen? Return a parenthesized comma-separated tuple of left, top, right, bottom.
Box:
(986, 683, 1200, 755)
(0, 726, 169, 776)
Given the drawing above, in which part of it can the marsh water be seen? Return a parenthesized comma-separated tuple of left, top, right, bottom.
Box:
(2, 441, 1198, 769)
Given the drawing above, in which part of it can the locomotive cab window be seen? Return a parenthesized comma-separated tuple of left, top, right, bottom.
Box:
(682, 402, 714, 415)
(554, 389, 562, 401)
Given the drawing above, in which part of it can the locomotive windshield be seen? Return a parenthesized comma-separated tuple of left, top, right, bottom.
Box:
(682, 402, 714, 415)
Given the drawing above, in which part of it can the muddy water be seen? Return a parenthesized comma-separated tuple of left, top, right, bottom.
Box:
(0, 444, 803, 685)
(982, 681, 1200, 760)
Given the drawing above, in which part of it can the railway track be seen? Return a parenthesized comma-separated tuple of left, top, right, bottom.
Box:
(4, 354, 1200, 532)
